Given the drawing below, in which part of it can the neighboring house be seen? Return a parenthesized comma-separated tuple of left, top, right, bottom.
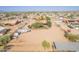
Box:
(3, 20, 21, 26)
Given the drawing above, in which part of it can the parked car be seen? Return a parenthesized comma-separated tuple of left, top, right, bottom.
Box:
(17, 28, 31, 33)
(12, 28, 31, 39)
(12, 32, 21, 39)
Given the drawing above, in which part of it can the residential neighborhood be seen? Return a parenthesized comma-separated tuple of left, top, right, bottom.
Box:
(0, 11, 79, 52)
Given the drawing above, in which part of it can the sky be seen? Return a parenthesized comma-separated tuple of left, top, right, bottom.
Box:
(0, 6, 79, 12)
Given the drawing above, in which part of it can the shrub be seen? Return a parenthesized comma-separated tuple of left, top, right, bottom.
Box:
(64, 33, 79, 42)
(46, 16, 51, 21)
(30, 16, 52, 29)
(0, 34, 11, 45)
(67, 25, 73, 29)
(45, 16, 52, 27)
(0, 45, 5, 51)
(42, 40, 50, 51)
(40, 16, 44, 20)
(67, 14, 74, 19)
(30, 22, 45, 29)
(28, 25, 32, 29)
(46, 21, 52, 27)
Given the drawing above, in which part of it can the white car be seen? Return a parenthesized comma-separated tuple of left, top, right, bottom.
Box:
(17, 28, 31, 33)
(12, 32, 20, 39)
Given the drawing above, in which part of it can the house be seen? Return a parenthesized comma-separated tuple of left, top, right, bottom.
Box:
(3, 20, 21, 26)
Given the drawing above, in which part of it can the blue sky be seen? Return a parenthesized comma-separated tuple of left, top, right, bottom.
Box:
(0, 6, 79, 12)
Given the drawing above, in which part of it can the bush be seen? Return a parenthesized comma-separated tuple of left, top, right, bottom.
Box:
(0, 45, 5, 51)
(42, 40, 50, 51)
(46, 21, 52, 27)
(30, 22, 45, 29)
(30, 16, 52, 29)
(0, 34, 11, 45)
(67, 25, 73, 29)
(46, 16, 51, 21)
(45, 16, 52, 27)
(40, 16, 44, 20)
(67, 14, 74, 19)
(30, 21, 52, 29)
(28, 25, 32, 29)
(64, 33, 79, 42)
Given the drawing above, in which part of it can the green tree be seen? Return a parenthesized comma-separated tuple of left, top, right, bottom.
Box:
(47, 21, 52, 27)
(0, 34, 11, 46)
(64, 33, 79, 42)
(42, 40, 50, 51)
(31, 22, 44, 29)
(0, 34, 11, 51)
(46, 16, 51, 21)
(67, 14, 74, 19)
